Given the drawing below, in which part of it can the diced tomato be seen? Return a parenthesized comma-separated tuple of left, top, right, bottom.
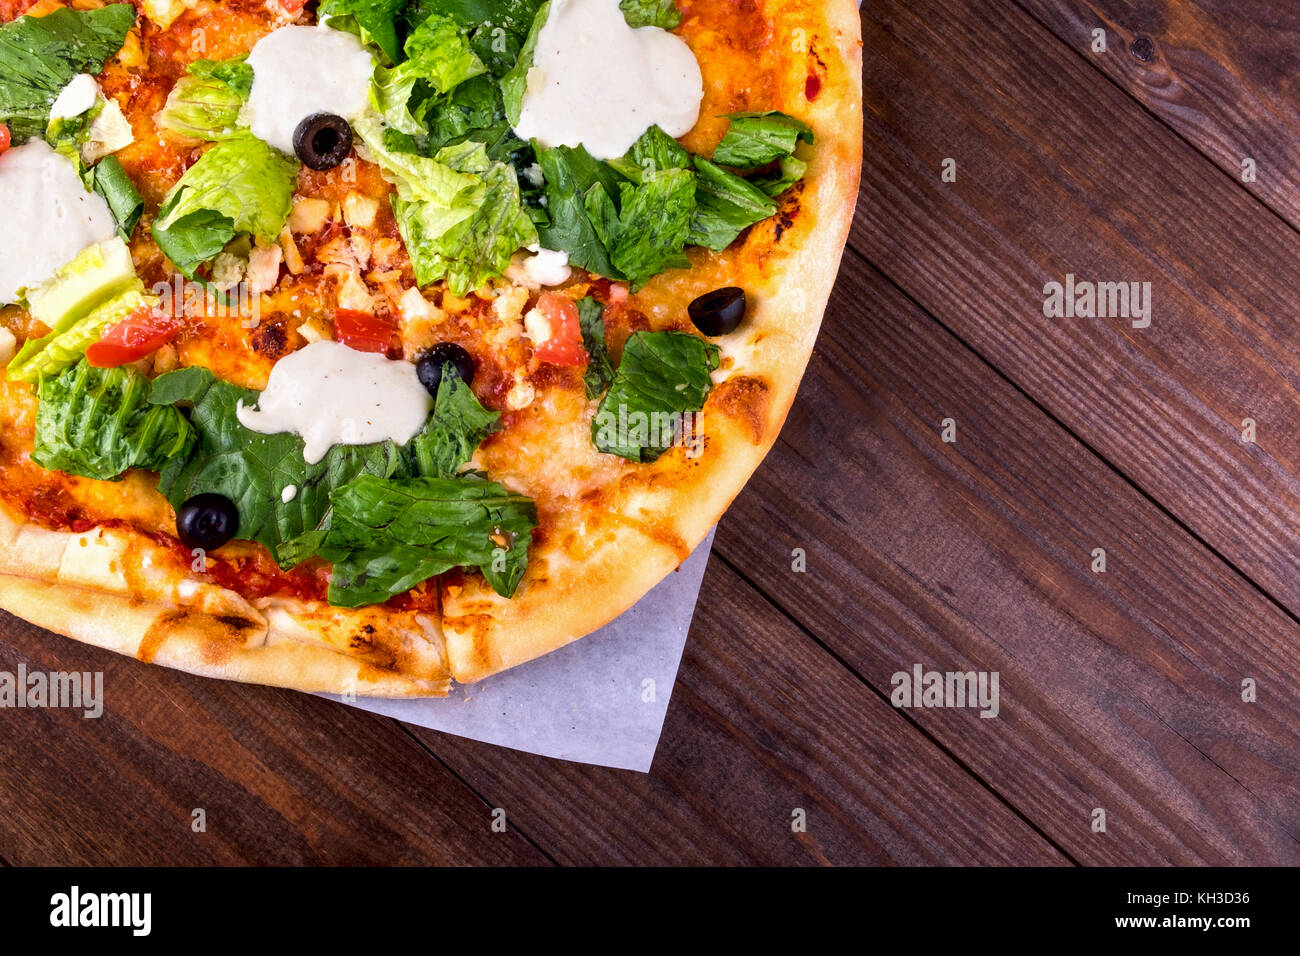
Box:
(532, 292, 587, 366)
(334, 309, 395, 354)
(85, 308, 178, 367)
(279, 0, 308, 12)
(0, 124, 10, 155)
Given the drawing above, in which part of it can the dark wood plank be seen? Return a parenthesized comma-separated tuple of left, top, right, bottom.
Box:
(407, 560, 1066, 866)
(708, 250, 1300, 864)
(1016, 0, 1300, 228)
(856, 0, 1300, 616)
(0, 613, 550, 866)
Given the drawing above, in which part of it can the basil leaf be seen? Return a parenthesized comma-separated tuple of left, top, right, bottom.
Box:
(578, 297, 613, 399)
(33, 361, 194, 482)
(712, 111, 814, 169)
(501, 0, 549, 124)
(319, 0, 406, 63)
(688, 156, 777, 250)
(402, 365, 500, 477)
(618, 0, 681, 29)
(324, 474, 537, 606)
(593, 330, 718, 462)
(92, 155, 143, 241)
(0, 4, 135, 144)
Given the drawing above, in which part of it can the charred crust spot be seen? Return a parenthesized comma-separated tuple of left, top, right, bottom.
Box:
(250, 321, 290, 360)
(710, 375, 772, 444)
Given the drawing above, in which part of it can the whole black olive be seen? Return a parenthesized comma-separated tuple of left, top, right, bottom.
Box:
(176, 493, 239, 551)
(688, 286, 747, 336)
(416, 343, 476, 395)
(293, 113, 353, 171)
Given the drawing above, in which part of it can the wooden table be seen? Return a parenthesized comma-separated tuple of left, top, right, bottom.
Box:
(2, 0, 1298, 865)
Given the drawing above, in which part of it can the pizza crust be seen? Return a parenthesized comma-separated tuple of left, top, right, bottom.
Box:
(0, 0, 862, 696)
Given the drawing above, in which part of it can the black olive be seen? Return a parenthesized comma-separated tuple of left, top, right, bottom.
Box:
(176, 493, 239, 552)
(688, 286, 747, 336)
(416, 343, 476, 395)
(293, 113, 353, 171)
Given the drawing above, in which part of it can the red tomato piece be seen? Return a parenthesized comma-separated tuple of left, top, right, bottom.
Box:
(279, 0, 308, 12)
(532, 292, 587, 366)
(0, 124, 10, 155)
(334, 309, 395, 354)
(85, 308, 178, 367)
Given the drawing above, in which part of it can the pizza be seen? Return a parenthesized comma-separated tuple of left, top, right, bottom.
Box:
(0, 0, 862, 696)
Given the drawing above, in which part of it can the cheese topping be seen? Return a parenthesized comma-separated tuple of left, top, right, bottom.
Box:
(243, 25, 375, 155)
(50, 74, 100, 120)
(507, 245, 572, 288)
(512, 0, 703, 160)
(236, 341, 433, 464)
(0, 141, 117, 304)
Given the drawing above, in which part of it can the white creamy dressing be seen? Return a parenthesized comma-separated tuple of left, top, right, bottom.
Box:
(0, 141, 116, 304)
(236, 341, 433, 464)
(50, 73, 100, 120)
(512, 0, 703, 159)
(243, 25, 375, 155)
(281, 485, 298, 503)
(507, 244, 571, 287)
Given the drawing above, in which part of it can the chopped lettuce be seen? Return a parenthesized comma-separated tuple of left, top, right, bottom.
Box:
(157, 59, 251, 141)
(320, 0, 408, 63)
(410, 0, 546, 75)
(577, 296, 613, 400)
(618, 0, 681, 29)
(500, 0, 549, 124)
(33, 361, 194, 482)
(323, 473, 537, 606)
(371, 12, 486, 134)
(712, 111, 814, 169)
(0, 4, 136, 143)
(534, 143, 626, 279)
(152, 133, 297, 279)
(401, 364, 500, 478)
(92, 155, 143, 241)
(688, 156, 778, 251)
(7, 238, 146, 384)
(587, 167, 696, 290)
(592, 330, 718, 462)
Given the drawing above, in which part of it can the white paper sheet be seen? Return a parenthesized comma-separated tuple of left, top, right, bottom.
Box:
(324, 528, 715, 772)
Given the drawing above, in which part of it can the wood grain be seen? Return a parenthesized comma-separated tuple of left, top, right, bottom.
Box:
(857, 0, 1300, 617)
(408, 559, 1066, 866)
(0, 612, 550, 866)
(1016, 0, 1300, 229)
(708, 250, 1300, 864)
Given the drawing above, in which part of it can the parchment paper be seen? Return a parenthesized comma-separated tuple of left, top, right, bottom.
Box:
(323, 529, 715, 772)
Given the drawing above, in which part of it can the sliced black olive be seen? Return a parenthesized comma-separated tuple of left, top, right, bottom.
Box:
(293, 112, 353, 171)
(688, 286, 747, 336)
(416, 343, 476, 395)
(176, 493, 239, 551)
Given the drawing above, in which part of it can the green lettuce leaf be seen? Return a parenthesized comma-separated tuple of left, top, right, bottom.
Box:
(606, 124, 690, 182)
(91, 155, 143, 241)
(394, 140, 536, 293)
(33, 361, 194, 482)
(587, 167, 695, 290)
(157, 59, 250, 141)
(618, 0, 681, 29)
(152, 133, 297, 278)
(592, 330, 718, 461)
(500, 0, 549, 124)
(319, 0, 407, 63)
(534, 142, 626, 279)
(402, 364, 500, 478)
(750, 153, 807, 198)
(371, 12, 486, 134)
(578, 296, 613, 399)
(0, 4, 136, 144)
(688, 155, 777, 250)
(323, 473, 537, 606)
(711, 110, 814, 169)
